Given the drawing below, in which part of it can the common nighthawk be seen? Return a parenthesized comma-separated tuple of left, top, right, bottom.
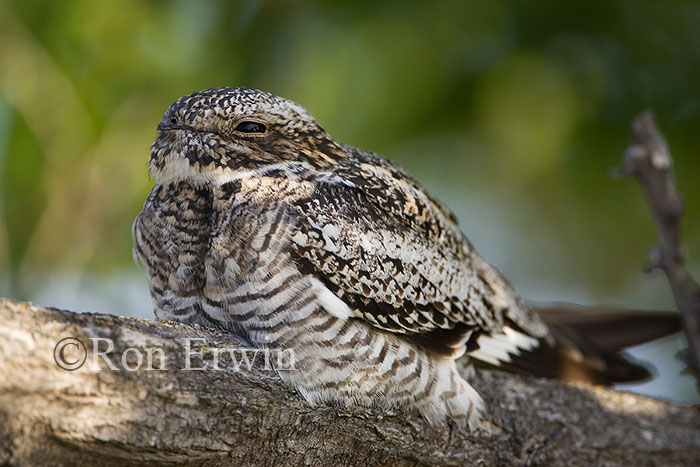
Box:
(133, 87, 678, 429)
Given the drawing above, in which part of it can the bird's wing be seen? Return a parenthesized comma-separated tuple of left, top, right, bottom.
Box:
(288, 148, 549, 357)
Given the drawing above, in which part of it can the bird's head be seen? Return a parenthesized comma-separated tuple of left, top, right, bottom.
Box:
(150, 87, 345, 186)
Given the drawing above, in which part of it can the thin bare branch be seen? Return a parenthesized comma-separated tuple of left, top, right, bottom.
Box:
(616, 110, 700, 382)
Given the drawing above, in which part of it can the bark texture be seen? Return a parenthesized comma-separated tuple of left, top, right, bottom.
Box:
(0, 298, 698, 466)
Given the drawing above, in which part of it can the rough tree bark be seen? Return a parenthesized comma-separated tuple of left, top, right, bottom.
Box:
(0, 298, 698, 467)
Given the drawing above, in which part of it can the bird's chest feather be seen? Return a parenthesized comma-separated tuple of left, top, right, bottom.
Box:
(134, 183, 216, 310)
(135, 177, 318, 320)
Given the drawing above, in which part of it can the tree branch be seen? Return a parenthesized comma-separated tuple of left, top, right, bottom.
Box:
(612, 111, 700, 383)
(0, 298, 698, 466)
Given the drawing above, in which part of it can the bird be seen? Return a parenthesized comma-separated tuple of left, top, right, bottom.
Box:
(133, 87, 680, 430)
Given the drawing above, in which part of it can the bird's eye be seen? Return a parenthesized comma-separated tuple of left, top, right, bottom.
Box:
(235, 121, 267, 134)
(169, 117, 177, 125)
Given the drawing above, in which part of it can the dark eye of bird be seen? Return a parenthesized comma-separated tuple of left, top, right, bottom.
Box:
(235, 121, 267, 134)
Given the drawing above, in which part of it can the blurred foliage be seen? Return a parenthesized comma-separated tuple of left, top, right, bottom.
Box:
(0, 0, 699, 307)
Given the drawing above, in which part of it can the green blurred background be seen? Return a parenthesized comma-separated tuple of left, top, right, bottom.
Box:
(0, 0, 698, 402)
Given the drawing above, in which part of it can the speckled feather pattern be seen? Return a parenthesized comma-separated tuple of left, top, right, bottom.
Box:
(134, 87, 553, 429)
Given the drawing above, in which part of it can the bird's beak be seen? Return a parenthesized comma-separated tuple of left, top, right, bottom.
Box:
(158, 121, 183, 132)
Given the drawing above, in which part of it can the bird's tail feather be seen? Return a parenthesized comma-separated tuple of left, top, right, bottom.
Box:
(471, 303, 682, 385)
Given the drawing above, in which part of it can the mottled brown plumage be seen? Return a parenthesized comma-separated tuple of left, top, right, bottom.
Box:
(134, 87, 676, 429)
